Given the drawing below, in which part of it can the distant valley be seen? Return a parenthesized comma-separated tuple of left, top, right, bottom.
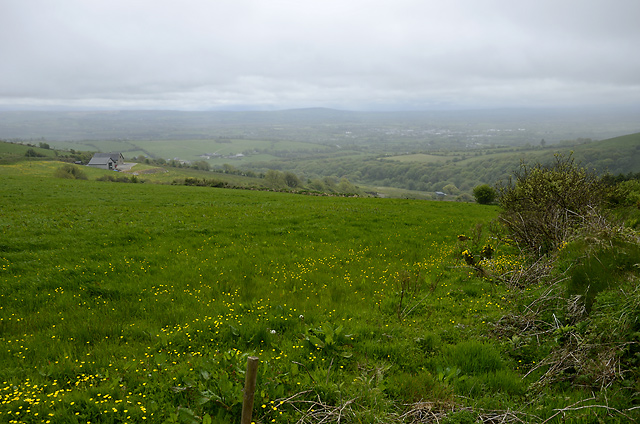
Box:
(1, 107, 639, 197)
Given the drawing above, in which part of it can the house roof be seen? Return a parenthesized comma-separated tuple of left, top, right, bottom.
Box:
(92, 152, 123, 161)
(88, 152, 123, 166)
(87, 156, 115, 166)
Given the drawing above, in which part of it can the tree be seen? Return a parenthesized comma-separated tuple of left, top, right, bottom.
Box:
(264, 170, 285, 188)
(443, 183, 460, 195)
(192, 160, 210, 171)
(283, 171, 302, 188)
(337, 177, 357, 194)
(497, 154, 606, 255)
(473, 184, 496, 205)
(222, 164, 238, 174)
(25, 148, 43, 157)
(308, 179, 326, 191)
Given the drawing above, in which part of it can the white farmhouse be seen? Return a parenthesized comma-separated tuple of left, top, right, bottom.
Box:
(87, 152, 125, 170)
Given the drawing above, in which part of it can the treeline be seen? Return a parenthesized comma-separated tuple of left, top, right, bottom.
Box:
(247, 155, 517, 194)
(243, 136, 640, 194)
(166, 175, 362, 198)
(602, 170, 640, 185)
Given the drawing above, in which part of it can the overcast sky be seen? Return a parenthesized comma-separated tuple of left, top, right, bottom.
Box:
(2, 0, 640, 111)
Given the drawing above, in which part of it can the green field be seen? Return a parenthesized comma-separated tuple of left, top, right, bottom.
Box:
(42, 138, 335, 165)
(1, 160, 638, 423)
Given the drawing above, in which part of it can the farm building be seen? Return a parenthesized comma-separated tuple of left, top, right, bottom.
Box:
(87, 152, 125, 170)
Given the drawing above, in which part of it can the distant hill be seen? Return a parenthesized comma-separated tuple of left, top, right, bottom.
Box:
(249, 132, 640, 194)
(570, 132, 640, 175)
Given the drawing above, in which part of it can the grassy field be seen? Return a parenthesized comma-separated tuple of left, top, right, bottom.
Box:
(41, 138, 334, 165)
(1, 160, 638, 423)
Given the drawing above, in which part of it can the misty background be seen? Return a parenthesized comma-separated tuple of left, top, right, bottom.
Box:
(2, 0, 640, 111)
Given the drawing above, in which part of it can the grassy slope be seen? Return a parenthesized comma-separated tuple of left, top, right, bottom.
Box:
(0, 141, 57, 161)
(1, 159, 638, 423)
(0, 164, 505, 423)
(385, 132, 640, 173)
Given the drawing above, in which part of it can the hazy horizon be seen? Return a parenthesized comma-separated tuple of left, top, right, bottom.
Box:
(2, 1, 640, 112)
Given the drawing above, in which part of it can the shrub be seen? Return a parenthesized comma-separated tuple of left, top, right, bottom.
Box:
(264, 169, 286, 188)
(497, 154, 607, 254)
(608, 179, 640, 207)
(97, 174, 139, 183)
(25, 148, 46, 157)
(472, 184, 496, 204)
(55, 164, 88, 180)
(283, 171, 302, 188)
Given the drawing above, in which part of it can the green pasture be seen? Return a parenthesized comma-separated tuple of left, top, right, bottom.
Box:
(1, 161, 636, 423)
(43, 138, 334, 164)
(0, 142, 57, 161)
(0, 168, 502, 422)
(0, 160, 267, 188)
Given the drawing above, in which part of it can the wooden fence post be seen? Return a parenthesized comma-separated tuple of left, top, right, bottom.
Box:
(241, 356, 260, 424)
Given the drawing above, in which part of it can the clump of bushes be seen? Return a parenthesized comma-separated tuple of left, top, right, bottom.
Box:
(96, 174, 141, 183)
(497, 154, 607, 255)
(55, 164, 88, 180)
(489, 156, 640, 403)
(172, 177, 228, 187)
(25, 148, 46, 158)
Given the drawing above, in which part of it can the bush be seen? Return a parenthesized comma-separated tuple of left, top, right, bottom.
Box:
(55, 164, 88, 180)
(96, 174, 141, 183)
(497, 154, 607, 254)
(25, 148, 46, 158)
(472, 184, 496, 204)
(608, 179, 640, 207)
(283, 171, 302, 188)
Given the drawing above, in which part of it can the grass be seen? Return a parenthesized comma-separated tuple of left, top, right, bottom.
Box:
(41, 138, 334, 164)
(1, 159, 638, 423)
(0, 143, 57, 162)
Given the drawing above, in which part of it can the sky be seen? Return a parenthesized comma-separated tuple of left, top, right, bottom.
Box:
(2, 0, 640, 111)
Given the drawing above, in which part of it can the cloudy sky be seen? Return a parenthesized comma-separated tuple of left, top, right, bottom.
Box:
(2, 0, 640, 111)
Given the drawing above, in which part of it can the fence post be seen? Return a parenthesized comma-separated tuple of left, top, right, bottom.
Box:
(241, 356, 260, 424)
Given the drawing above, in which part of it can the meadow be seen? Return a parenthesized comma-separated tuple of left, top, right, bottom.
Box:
(1, 161, 638, 423)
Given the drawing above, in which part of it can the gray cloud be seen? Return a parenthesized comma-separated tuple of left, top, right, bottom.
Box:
(2, 0, 640, 110)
